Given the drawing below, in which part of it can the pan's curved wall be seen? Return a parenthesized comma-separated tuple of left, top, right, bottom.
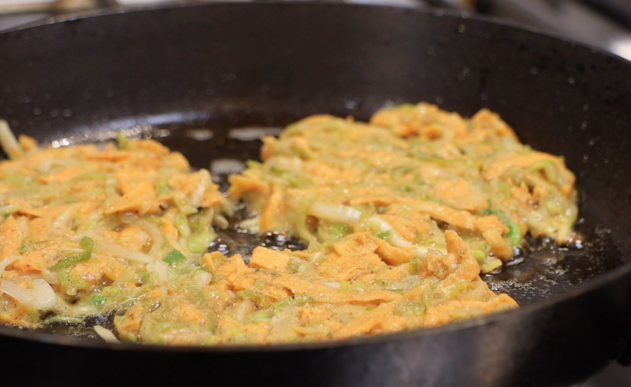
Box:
(1, 4, 631, 386)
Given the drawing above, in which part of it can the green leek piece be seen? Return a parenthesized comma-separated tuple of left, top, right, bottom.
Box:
(172, 190, 198, 215)
(72, 171, 107, 182)
(174, 213, 191, 238)
(497, 182, 511, 196)
(471, 249, 486, 262)
(138, 271, 151, 284)
(88, 294, 107, 306)
(189, 208, 214, 232)
(410, 256, 419, 275)
(296, 192, 316, 241)
(505, 223, 522, 247)
(270, 166, 312, 188)
(394, 301, 426, 317)
(248, 309, 273, 323)
(58, 270, 69, 290)
(529, 159, 558, 182)
(390, 165, 423, 184)
(0, 204, 18, 216)
(480, 257, 503, 273)
(125, 333, 139, 343)
(441, 282, 471, 300)
(329, 224, 346, 240)
(4, 172, 32, 186)
(287, 260, 302, 274)
(244, 294, 311, 323)
(51, 236, 94, 271)
(237, 290, 266, 302)
(45, 315, 84, 325)
(116, 131, 129, 149)
(67, 273, 86, 292)
(80, 236, 95, 251)
(187, 230, 215, 254)
(377, 230, 393, 240)
(545, 199, 562, 216)
(25, 306, 40, 323)
(155, 179, 169, 197)
(272, 294, 311, 310)
(246, 160, 261, 168)
(19, 240, 47, 254)
(229, 328, 245, 338)
(163, 249, 186, 265)
(483, 208, 522, 247)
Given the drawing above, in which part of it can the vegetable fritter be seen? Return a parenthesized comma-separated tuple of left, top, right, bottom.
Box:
(230, 103, 577, 274)
(115, 230, 516, 344)
(0, 131, 230, 328)
(0, 102, 577, 345)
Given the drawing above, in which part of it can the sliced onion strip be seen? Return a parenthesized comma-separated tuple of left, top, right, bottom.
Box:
(93, 325, 120, 344)
(367, 216, 430, 256)
(153, 259, 169, 284)
(308, 202, 362, 223)
(0, 255, 20, 275)
(0, 279, 56, 309)
(94, 241, 154, 263)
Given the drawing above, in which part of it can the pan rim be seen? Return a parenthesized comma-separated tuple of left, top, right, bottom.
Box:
(8, 0, 631, 65)
(0, 1, 630, 352)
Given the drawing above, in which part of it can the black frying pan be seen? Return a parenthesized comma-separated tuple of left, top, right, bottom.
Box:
(0, 3, 631, 386)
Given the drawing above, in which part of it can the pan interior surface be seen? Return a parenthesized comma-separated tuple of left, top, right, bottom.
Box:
(0, 1, 630, 351)
(23, 111, 627, 341)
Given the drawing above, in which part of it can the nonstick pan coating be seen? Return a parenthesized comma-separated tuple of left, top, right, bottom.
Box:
(0, 3, 631, 386)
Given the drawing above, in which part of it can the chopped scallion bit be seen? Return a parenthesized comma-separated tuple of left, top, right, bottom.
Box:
(172, 190, 198, 215)
(45, 315, 84, 325)
(482, 208, 522, 247)
(116, 131, 129, 149)
(187, 230, 215, 254)
(377, 230, 393, 240)
(529, 159, 558, 182)
(51, 236, 94, 271)
(246, 159, 261, 168)
(270, 166, 312, 188)
(88, 294, 107, 306)
(174, 213, 191, 238)
(410, 256, 419, 275)
(237, 289, 266, 302)
(0, 204, 18, 216)
(155, 179, 169, 197)
(79, 236, 94, 252)
(506, 223, 522, 247)
(329, 224, 345, 240)
(471, 249, 486, 262)
(163, 249, 186, 265)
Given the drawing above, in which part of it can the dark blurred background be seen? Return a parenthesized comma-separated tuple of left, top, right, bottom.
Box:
(1, 0, 631, 60)
(0, 0, 630, 385)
